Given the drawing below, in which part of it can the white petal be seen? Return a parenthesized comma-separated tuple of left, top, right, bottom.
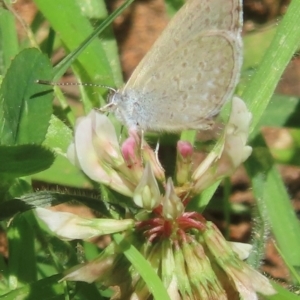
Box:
(74, 113, 103, 179)
(167, 276, 181, 300)
(229, 265, 276, 299)
(224, 98, 252, 168)
(226, 267, 258, 300)
(92, 111, 120, 150)
(229, 242, 253, 260)
(35, 208, 101, 240)
(229, 97, 252, 135)
(92, 111, 124, 165)
(245, 267, 276, 296)
(192, 150, 220, 182)
(66, 142, 80, 167)
(61, 256, 115, 283)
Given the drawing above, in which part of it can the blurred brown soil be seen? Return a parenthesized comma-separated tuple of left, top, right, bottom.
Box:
(2, 0, 300, 289)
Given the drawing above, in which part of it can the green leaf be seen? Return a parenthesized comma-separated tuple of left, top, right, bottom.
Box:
(33, 0, 126, 110)
(245, 135, 300, 272)
(72, 281, 106, 300)
(0, 178, 32, 204)
(4, 178, 32, 200)
(0, 274, 64, 299)
(255, 95, 300, 130)
(113, 233, 171, 300)
(0, 190, 116, 221)
(7, 213, 37, 285)
(187, 181, 221, 213)
(33, 115, 92, 187)
(238, 0, 300, 279)
(164, 0, 184, 16)
(243, 25, 276, 71)
(0, 5, 19, 75)
(33, 0, 133, 130)
(264, 281, 300, 300)
(0, 48, 53, 145)
(241, 0, 300, 134)
(0, 144, 55, 178)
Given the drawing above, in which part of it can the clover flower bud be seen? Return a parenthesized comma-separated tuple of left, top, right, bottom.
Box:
(133, 162, 161, 210)
(163, 178, 184, 220)
(176, 140, 193, 185)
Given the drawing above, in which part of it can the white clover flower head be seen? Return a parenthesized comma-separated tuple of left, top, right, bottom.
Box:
(48, 98, 277, 299)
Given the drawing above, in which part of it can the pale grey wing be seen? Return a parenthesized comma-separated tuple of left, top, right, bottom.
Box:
(123, 30, 242, 132)
(124, 0, 242, 89)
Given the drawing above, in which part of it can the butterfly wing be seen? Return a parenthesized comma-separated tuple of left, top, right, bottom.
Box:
(119, 0, 243, 131)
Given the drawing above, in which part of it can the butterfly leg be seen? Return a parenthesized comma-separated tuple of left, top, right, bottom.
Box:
(98, 102, 116, 113)
(154, 139, 160, 165)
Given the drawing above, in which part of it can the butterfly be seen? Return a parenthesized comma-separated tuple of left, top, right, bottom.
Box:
(102, 0, 243, 133)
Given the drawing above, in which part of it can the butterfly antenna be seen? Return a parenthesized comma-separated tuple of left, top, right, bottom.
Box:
(35, 79, 117, 93)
